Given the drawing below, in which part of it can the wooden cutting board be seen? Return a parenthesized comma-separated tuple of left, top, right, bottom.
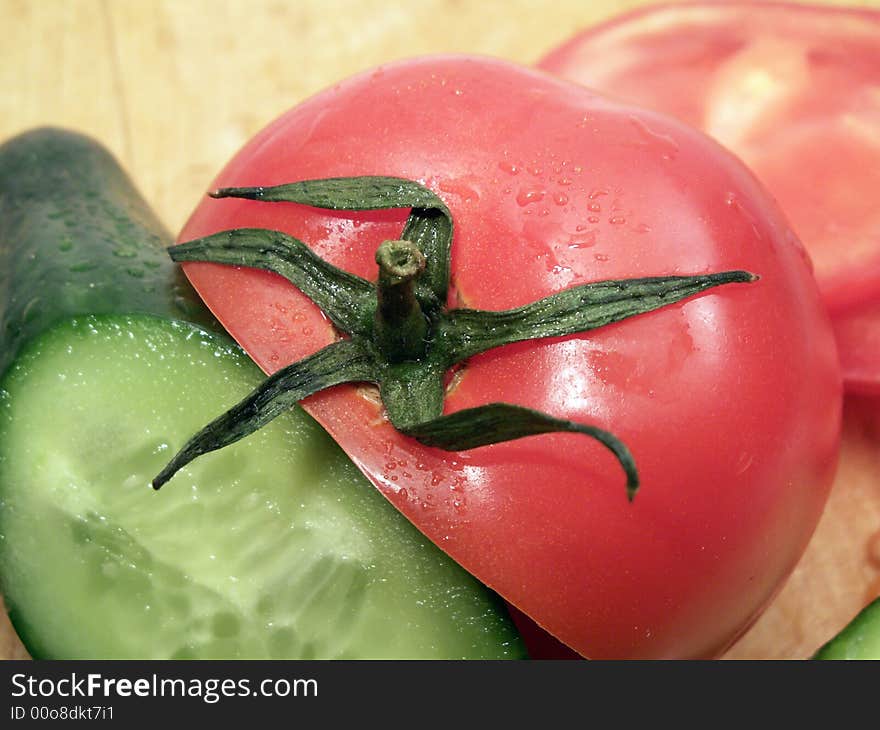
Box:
(2, 0, 879, 660)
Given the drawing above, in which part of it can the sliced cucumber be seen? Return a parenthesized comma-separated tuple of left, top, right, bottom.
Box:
(0, 314, 525, 659)
(812, 597, 880, 660)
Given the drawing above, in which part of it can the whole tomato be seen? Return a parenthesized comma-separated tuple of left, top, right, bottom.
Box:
(167, 56, 840, 658)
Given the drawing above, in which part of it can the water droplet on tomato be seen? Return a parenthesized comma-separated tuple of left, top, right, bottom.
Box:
(516, 189, 545, 207)
(553, 192, 569, 206)
(568, 229, 598, 249)
(609, 216, 627, 225)
(439, 178, 480, 203)
(498, 160, 520, 175)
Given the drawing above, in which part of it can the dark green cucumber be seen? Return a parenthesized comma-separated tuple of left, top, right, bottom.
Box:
(813, 597, 880, 660)
(0, 127, 217, 373)
(0, 128, 526, 659)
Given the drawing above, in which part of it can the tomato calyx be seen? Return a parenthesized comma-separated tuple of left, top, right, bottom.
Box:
(151, 175, 757, 500)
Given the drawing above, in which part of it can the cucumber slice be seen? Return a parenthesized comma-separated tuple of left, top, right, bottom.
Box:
(0, 314, 526, 659)
(813, 597, 880, 660)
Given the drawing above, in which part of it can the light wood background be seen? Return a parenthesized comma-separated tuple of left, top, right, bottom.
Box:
(3, 0, 880, 660)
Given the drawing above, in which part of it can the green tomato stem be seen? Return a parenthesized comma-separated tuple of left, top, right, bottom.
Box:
(374, 239, 429, 362)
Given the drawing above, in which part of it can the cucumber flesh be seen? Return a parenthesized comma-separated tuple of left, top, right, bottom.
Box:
(0, 314, 526, 659)
(813, 597, 880, 660)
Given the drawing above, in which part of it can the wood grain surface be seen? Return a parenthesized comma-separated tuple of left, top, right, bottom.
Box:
(2, 0, 879, 660)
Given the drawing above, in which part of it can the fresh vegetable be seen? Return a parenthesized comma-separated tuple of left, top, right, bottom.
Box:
(813, 597, 880, 659)
(537, 1, 880, 391)
(161, 56, 841, 659)
(0, 128, 526, 659)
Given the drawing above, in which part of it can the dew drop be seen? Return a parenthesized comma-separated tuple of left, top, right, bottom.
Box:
(568, 229, 598, 249)
(516, 189, 545, 207)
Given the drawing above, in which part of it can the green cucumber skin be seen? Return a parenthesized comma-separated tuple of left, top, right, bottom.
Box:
(0, 127, 216, 374)
(813, 598, 880, 660)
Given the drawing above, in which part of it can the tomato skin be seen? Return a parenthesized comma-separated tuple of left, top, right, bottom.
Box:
(179, 56, 840, 658)
(539, 1, 880, 316)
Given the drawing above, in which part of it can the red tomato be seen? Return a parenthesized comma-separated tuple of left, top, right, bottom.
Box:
(178, 56, 840, 658)
(539, 1, 880, 317)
